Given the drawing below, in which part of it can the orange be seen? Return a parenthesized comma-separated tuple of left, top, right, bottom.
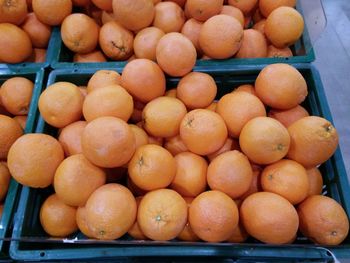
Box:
(82, 117, 136, 168)
(180, 18, 203, 54)
(113, 0, 154, 31)
(153, 1, 185, 33)
(227, 222, 249, 243)
(239, 164, 262, 200)
(228, 0, 258, 15)
(8, 133, 64, 188)
(138, 189, 188, 240)
(99, 21, 134, 60)
(241, 192, 299, 244)
(177, 72, 217, 109)
(205, 101, 217, 111)
(142, 96, 187, 138)
(252, 19, 266, 35)
(91, 0, 112, 11)
(61, 13, 99, 54)
(54, 154, 106, 207)
(21, 12, 52, 48)
(0, 23, 32, 63)
(26, 48, 46, 62)
(239, 117, 290, 164)
(121, 59, 166, 103)
(40, 194, 78, 237)
(0, 77, 33, 115)
(217, 91, 266, 138)
(128, 144, 176, 191)
(255, 63, 308, 110)
(259, 0, 296, 17)
(58, 121, 87, 156)
(148, 135, 163, 146)
(177, 197, 200, 241)
(265, 7, 304, 48)
(87, 70, 121, 93)
(164, 135, 188, 156)
(32, 0, 72, 26)
(220, 5, 244, 27)
(236, 29, 267, 58)
(207, 137, 240, 162)
(189, 190, 239, 242)
(185, 0, 224, 22)
(261, 159, 309, 204)
(165, 88, 177, 98)
(0, 162, 10, 202)
(267, 45, 293, 58)
(38, 82, 84, 128)
(0, 0, 27, 25)
(76, 206, 94, 238)
(13, 115, 27, 130)
(73, 50, 107, 62)
(83, 85, 133, 122)
(268, 105, 309, 128)
(199, 15, 243, 59)
(86, 183, 137, 240)
(298, 195, 349, 245)
(156, 32, 197, 77)
(129, 124, 149, 149)
(180, 109, 228, 155)
(207, 150, 253, 199)
(287, 116, 339, 168)
(0, 115, 23, 159)
(306, 167, 323, 197)
(233, 84, 256, 95)
(170, 152, 207, 197)
(134, 27, 165, 61)
(128, 196, 148, 240)
(101, 10, 117, 24)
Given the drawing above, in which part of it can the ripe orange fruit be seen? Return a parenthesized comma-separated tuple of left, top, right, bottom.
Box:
(21, 12, 52, 48)
(220, 5, 244, 27)
(268, 105, 309, 128)
(134, 27, 165, 61)
(205, 101, 217, 111)
(164, 135, 188, 156)
(32, 0, 72, 26)
(165, 88, 177, 98)
(153, 1, 185, 33)
(83, 85, 133, 122)
(58, 121, 87, 156)
(13, 115, 27, 130)
(177, 72, 217, 109)
(267, 45, 293, 57)
(287, 116, 339, 168)
(26, 48, 46, 62)
(128, 144, 176, 191)
(239, 164, 262, 200)
(0, 0, 27, 25)
(228, 0, 257, 15)
(261, 159, 309, 204)
(252, 19, 266, 35)
(189, 190, 239, 242)
(255, 63, 308, 110)
(113, 0, 154, 31)
(233, 84, 256, 95)
(199, 15, 243, 59)
(180, 109, 228, 155)
(170, 152, 207, 197)
(185, 0, 223, 22)
(216, 91, 266, 138)
(0, 77, 33, 116)
(177, 197, 200, 241)
(92, 0, 112, 11)
(181, 18, 203, 55)
(142, 96, 187, 138)
(121, 59, 166, 103)
(0, 162, 10, 202)
(138, 189, 188, 241)
(129, 124, 149, 149)
(306, 167, 323, 197)
(236, 29, 267, 58)
(86, 183, 137, 240)
(101, 10, 117, 24)
(0, 23, 32, 63)
(207, 137, 240, 161)
(227, 222, 249, 243)
(147, 135, 163, 146)
(128, 196, 148, 240)
(156, 32, 197, 77)
(61, 13, 99, 54)
(298, 195, 349, 245)
(265, 7, 304, 48)
(168, 0, 185, 7)
(76, 206, 94, 238)
(87, 70, 121, 93)
(82, 117, 136, 168)
(40, 194, 78, 237)
(207, 150, 253, 199)
(8, 134, 64, 188)
(73, 50, 107, 62)
(241, 192, 299, 244)
(54, 154, 106, 207)
(38, 82, 84, 128)
(0, 115, 23, 159)
(259, 0, 296, 17)
(239, 117, 290, 164)
(99, 21, 134, 60)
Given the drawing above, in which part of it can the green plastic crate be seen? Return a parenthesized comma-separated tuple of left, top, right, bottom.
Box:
(0, 68, 45, 258)
(9, 64, 349, 261)
(50, 3, 315, 70)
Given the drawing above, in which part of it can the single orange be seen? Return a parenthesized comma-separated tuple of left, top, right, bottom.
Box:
(58, 121, 87, 157)
(0, 114, 23, 159)
(153, 1, 185, 33)
(164, 135, 188, 156)
(306, 167, 323, 197)
(87, 70, 121, 93)
(177, 197, 200, 241)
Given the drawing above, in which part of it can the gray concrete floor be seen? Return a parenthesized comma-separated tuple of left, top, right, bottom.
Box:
(313, 0, 350, 178)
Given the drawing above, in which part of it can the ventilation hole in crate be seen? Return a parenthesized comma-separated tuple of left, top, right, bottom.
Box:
(74, 69, 78, 73)
(40, 252, 45, 257)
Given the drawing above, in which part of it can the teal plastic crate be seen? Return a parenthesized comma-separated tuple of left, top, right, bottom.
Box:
(9, 65, 349, 261)
(51, 3, 315, 69)
(0, 68, 45, 258)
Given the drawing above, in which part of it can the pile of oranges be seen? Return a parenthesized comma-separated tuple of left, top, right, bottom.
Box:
(0, 0, 304, 65)
(3, 61, 349, 246)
